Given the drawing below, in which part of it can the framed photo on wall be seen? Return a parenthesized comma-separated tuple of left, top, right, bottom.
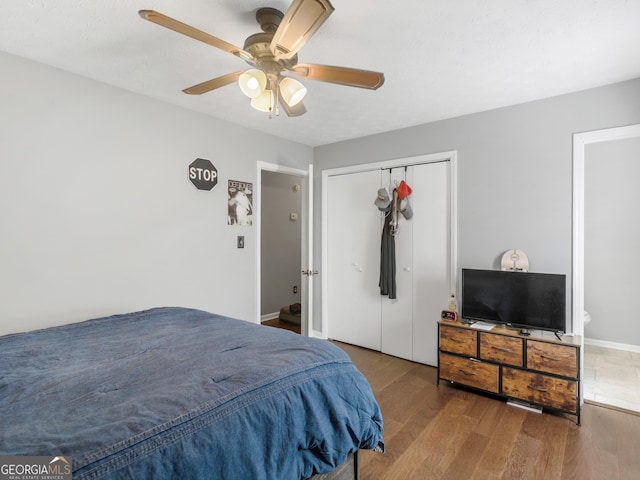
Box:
(228, 180, 253, 226)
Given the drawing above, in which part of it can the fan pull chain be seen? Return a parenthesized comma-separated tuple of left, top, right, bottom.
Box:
(268, 79, 281, 119)
(268, 91, 274, 119)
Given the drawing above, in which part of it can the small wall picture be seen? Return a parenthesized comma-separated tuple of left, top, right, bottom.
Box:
(228, 180, 253, 226)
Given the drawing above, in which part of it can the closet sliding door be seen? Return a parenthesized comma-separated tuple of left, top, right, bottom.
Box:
(326, 170, 382, 350)
(380, 167, 414, 360)
(411, 161, 450, 365)
(380, 162, 450, 365)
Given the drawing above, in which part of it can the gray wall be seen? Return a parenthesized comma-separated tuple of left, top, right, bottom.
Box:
(260, 171, 302, 316)
(584, 137, 640, 345)
(313, 78, 640, 336)
(0, 51, 312, 335)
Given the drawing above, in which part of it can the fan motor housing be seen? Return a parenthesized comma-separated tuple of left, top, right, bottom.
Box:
(243, 32, 298, 73)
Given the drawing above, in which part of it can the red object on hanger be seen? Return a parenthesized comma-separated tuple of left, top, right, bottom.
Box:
(397, 180, 412, 199)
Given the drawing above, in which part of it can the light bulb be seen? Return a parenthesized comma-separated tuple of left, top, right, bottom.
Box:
(238, 69, 267, 98)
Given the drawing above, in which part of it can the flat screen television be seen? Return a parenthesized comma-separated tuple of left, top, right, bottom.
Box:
(461, 268, 566, 333)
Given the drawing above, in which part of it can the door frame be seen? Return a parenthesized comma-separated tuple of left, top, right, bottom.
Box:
(256, 161, 313, 336)
(320, 150, 458, 339)
(572, 123, 640, 336)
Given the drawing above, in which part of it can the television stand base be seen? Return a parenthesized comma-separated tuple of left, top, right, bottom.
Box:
(507, 399, 543, 414)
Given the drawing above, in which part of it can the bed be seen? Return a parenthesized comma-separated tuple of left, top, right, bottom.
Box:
(0, 307, 384, 479)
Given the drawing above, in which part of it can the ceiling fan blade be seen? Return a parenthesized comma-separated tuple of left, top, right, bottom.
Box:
(270, 0, 334, 61)
(139, 10, 254, 63)
(291, 64, 385, 90)
(183, 71, 244, 95)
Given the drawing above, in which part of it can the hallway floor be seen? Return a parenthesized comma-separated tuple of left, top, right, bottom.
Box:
(262, 317, 301, 334)
(583, 343, 640, 414)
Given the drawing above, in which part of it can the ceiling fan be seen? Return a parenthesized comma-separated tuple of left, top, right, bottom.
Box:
(139, 0, 384, 117)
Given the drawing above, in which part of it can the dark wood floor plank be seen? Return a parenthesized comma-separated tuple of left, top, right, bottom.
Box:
(521, 412, 569, 480)
(470, 405, 525, 479)
(393, 397, 476, 479)
(616, 411, 640, 480)
(501, 426, 543, 480)
(441, 431, 490, 480)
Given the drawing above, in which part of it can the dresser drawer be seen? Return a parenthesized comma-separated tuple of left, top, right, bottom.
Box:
(502, 367, 577, 412)
(439, 325, 477, 357)
(480, 332, 523, 367)
(527, 340, 578, 378)
(439, 353, 499, 393)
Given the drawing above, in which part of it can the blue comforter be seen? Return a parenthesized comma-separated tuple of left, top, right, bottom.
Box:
(0, 307, 384, 479)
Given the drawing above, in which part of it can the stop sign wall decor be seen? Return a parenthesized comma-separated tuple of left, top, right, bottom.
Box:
(189, 158, 218, 190)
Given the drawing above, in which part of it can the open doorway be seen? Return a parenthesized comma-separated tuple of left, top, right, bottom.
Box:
(260, 170, 303, 334)
(573, 124, 640, 414)
(255, 162, 313, 336)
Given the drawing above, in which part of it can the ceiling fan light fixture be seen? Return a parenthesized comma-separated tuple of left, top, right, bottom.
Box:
(250, 89, 275, 112)
(238, 69, 267, 98)
(139, 4, 383, 118)
(279, 77, 307, 107)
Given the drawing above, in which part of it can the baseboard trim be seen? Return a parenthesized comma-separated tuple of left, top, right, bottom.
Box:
(584, 399, 640, 417)
(260, 312, 279, 323)
(584, 337, 640, 353)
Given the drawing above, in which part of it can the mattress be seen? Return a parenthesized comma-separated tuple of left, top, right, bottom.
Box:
(0, 307, 384, 479)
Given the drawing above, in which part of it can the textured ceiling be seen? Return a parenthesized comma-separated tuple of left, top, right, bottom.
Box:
(1, 0, 640, 147)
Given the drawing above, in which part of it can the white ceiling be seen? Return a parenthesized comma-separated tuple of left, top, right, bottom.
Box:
(2, 0, 640, 147)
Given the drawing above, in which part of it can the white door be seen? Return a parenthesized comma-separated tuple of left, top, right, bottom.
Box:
(326, 170, 381, 350)
(411, 161, 450, 365)
(380, 162, 450, 365)
(381, 167, 414, 361)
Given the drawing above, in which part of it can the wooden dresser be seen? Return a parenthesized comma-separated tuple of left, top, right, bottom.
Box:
(438, 320, 581, 424)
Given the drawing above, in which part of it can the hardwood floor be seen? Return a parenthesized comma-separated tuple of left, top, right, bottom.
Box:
(262, 317, 301, 334)
(334, 341, 640, 480)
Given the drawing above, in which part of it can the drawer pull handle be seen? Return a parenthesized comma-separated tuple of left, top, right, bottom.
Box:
(459, 369, 476, 376)
(540, 354, 562, 361)
(492, 346, 511, 352)
(453, 339, 467, 344)
(527, 385, 548, 393)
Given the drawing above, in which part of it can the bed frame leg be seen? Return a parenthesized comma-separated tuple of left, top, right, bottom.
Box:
(353, 450, 359, 480)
